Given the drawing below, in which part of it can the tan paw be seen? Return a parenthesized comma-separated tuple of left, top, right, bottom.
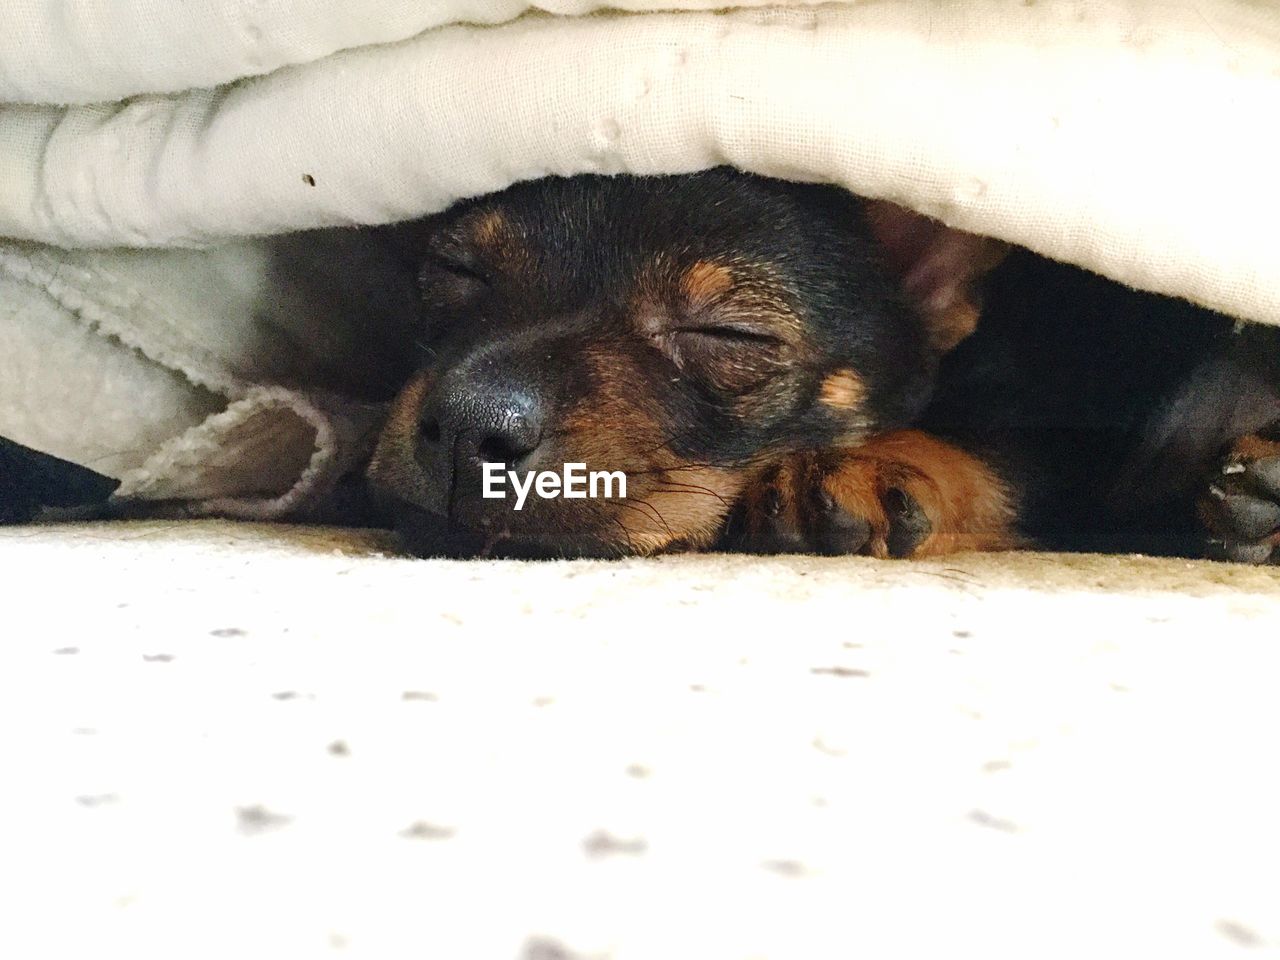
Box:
(730, 431, 1020, 558)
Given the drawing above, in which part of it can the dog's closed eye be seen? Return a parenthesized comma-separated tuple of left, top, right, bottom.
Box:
(665, 322, 788, 371)
(671, 322, 786, 345)
(642, 315, 794, 396)
(418, 237, 490, 311)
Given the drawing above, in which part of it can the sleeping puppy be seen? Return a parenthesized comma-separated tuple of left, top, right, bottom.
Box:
(369, 168, 1280, 563)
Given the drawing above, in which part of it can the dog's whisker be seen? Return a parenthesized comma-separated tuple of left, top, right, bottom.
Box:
(648, 484, 732, 508)
(615, 498, 674, 539)
(608, 516, 637, 555)
(614, 497, 667, 531)
(623, 459, 745, 480)
(635, 425, 698, 461)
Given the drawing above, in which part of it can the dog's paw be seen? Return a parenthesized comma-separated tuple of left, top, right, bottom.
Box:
(729, 430, 1019, 558)
(734, 451, 934, 558)
(1200, 435, 1280, 564)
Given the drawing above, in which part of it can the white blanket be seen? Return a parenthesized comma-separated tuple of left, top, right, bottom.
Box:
(0, 233, 405, 514)
(6, 523, 1280, 959)
(1, 0, 1278, 513)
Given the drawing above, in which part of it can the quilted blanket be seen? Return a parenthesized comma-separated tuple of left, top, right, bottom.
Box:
(1, 0, 1277, 515)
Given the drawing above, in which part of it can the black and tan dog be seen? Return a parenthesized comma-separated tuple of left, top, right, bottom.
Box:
(367, 167, 1280, 563)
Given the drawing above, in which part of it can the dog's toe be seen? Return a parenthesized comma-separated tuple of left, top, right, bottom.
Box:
(1208, 487, 1280, 541)
(1216, 539, 1277, 565)
(1200, 443, 1280, 564)
(883, 487, 933, 558)
(1241, 455, 1280, 499)
(812, 490, 873, 555)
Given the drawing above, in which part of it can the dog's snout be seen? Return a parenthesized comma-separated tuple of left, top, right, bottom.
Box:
(419, 376, 546, 476)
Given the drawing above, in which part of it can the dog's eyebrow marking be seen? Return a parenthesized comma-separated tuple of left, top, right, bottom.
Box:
(461, 207, 532, 276)
(469, 208, 511, 247)
(680, 260, 735, 307)
(818, 368, 866, 410)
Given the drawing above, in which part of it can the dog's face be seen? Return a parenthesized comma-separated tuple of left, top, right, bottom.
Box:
(369, 169, 998, 557)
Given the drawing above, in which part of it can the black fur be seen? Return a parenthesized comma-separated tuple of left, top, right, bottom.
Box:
(0, 437, 119, 523)
(926, 251, 1280, 554)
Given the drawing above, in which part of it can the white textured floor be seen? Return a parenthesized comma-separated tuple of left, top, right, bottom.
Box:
(2, 521, 1279, 959)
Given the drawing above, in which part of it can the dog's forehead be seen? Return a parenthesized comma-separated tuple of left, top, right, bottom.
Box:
(439, 197, 807, 316)
(447, 174, 792, 260)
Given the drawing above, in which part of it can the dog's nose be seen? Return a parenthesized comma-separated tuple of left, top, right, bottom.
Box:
(419, 377, 546, 478)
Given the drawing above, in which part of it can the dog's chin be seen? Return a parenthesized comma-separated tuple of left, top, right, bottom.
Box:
(387, 500, 631, 560)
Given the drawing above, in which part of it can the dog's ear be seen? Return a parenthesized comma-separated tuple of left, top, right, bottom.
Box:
(864, 201, 1008, 353)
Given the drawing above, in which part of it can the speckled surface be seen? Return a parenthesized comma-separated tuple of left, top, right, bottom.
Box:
(2, 521, 1279, 958)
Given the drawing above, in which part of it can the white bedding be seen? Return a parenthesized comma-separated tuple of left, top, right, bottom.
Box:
(1, 0, 1278, 511)
(4, 522, 1280, 959)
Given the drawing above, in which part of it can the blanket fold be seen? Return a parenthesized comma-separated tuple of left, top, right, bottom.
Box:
(0, 231, 413, 517)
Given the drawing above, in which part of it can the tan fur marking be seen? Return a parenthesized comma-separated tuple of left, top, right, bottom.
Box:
(818, 369, 867, 411)
(681, 260, 735, 308)
(819, 430, 1020, 557)
(367, 370, 434, 502)
(457, 207, 532, 278)
(928, 300, 981, 354)
(469, 209, 509, 247)
(1228, 434, 1280, 462)
(736, 430, 1022, 557)
(554, 347, 749, 554)
(614, 465, 746, 554)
